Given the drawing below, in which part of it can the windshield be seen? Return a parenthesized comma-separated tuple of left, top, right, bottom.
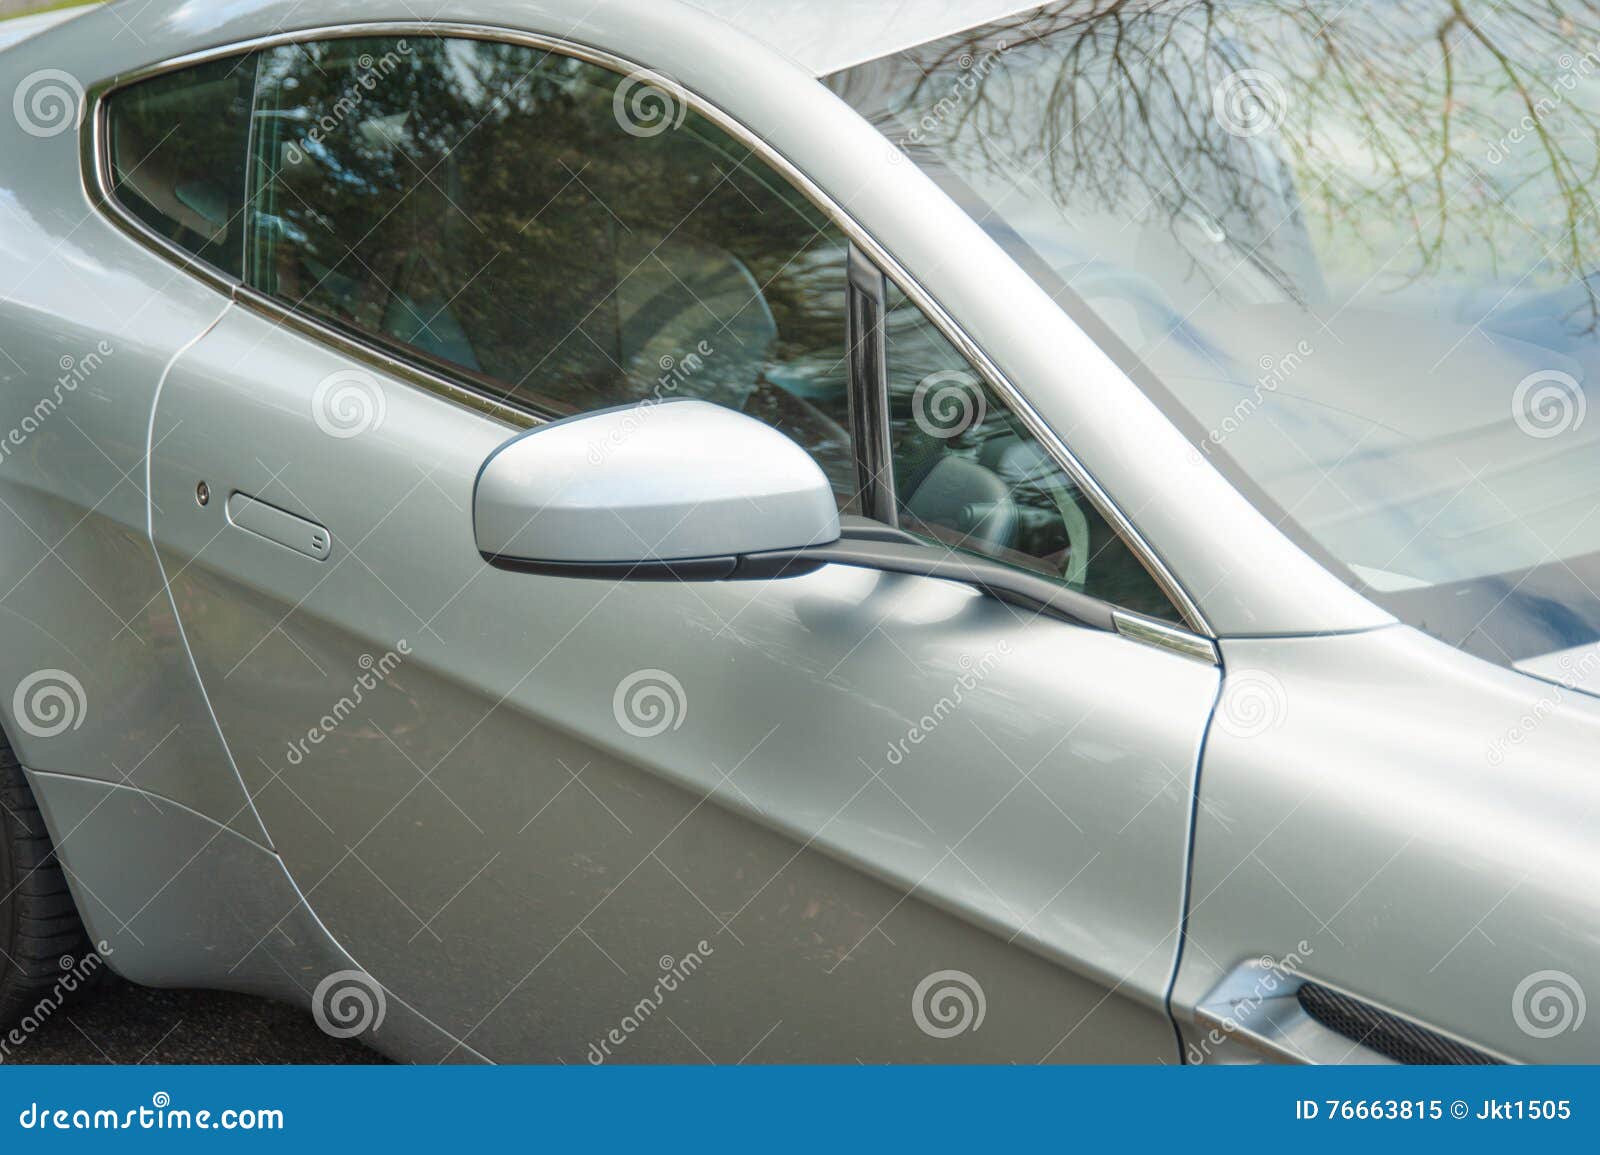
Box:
(831, 0, 1600, 666)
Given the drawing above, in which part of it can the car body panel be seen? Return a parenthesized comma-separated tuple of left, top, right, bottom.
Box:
(0, 17, 268, 843)
(146, 302, 1217, 1061)
(25, 767, 485, 1062)
(1173, 626, 1600, 1064)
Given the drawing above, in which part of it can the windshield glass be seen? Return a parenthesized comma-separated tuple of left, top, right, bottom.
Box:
(831, 0, 1600, 665)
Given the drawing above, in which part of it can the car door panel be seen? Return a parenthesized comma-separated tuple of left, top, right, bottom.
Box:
(149, 304, 1216, 1061)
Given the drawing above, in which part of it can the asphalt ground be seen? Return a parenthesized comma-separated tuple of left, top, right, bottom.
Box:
(2, 973, 386, 1064)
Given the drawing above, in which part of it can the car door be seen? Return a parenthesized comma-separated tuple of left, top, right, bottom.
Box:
(132, 29, 1219, 1062)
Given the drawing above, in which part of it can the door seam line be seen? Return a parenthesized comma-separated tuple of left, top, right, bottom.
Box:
(143, 299, 274, 850)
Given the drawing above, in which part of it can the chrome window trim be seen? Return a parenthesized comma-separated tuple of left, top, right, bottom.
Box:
(1111, 611, 1217, 665)
(78, 18, 1212, 641)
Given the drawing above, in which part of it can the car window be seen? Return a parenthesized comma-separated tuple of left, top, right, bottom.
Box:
(244, 37, 856, 507)
(883, 284, 1179, 622)
(105, 54, 258, 278)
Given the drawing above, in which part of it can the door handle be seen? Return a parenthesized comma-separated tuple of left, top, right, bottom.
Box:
(225, 491, 332, 561)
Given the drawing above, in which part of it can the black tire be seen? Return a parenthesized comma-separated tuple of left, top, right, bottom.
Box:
(0, 737, 93, 1026)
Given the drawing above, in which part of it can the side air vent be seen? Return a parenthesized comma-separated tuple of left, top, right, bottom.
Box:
(1296, 982, 1500, 1065)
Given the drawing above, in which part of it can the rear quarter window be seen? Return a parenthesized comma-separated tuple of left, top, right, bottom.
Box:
(105, 54, 258, 278)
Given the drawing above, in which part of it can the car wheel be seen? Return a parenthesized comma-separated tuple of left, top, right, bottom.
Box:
(0, 736, 94, 1026)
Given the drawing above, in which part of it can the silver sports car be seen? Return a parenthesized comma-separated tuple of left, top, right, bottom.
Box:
(0, 0, 1594, 1064)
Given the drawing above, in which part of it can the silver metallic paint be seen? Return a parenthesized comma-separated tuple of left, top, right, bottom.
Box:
(473, 401, 842, 565)
(148, 302, 1218, 1060)
(0, 0, 1586, 1066)
(1174, 627, 1600, 1064)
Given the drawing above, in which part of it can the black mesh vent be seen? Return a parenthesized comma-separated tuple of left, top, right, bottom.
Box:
(1297, 982, 1500, 1065)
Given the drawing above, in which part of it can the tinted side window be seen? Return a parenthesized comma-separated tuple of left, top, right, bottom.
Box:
(106, 55, 257, 278)
(883, 285, 1179, 622)
(246, 38, 856, 506)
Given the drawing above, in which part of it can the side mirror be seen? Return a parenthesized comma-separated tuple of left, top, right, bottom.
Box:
(473, 399, 841, 579)
(473, 399, 1120, 635)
